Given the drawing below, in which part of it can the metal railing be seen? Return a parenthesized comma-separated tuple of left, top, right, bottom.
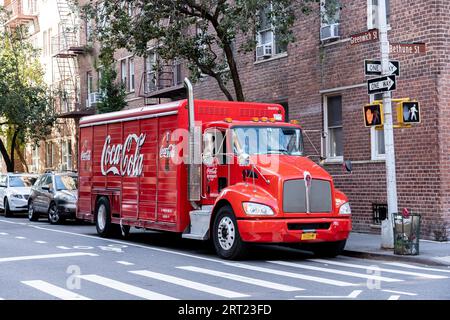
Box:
(140, 62, 183, 96)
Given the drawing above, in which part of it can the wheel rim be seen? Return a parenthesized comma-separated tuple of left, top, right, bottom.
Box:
(217, 216, 236, 251)
(28, 203, 34, 219)
(97, 204, 106, 231)
(49, 205, 59, 223)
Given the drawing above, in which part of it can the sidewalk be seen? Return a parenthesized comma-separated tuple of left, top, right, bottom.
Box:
(344, 232, 450, 267)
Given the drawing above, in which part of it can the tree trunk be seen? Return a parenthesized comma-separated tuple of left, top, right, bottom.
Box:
(222, 42, 245, 101)
(9, 129, 19, 172)
(0, 139, 13, 172)
(16, 147, 29, 173)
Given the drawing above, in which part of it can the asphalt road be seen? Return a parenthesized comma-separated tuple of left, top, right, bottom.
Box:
(0, 214, 450, 300)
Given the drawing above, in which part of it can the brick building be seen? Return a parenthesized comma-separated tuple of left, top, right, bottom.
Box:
(74, 0, 448, 239)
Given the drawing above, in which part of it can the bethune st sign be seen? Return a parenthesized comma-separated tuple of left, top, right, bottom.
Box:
(390, 43, 426, 54)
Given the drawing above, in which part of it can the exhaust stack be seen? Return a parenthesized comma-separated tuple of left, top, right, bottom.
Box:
(184, 78, 201, 204)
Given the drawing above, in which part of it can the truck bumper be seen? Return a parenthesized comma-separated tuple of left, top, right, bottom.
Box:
(237, 218, 352, 243)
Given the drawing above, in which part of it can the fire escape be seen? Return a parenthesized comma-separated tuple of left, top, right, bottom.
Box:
(52, 0, 91, 118)
(3, 0, 39, 34)
(139, 53, 187, 105)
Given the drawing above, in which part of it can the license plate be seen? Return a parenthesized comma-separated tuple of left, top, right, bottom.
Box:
(301, 232, 317, 240)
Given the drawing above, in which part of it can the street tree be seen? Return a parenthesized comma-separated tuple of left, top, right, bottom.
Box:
(78, 0, 340, 101)
(0, 22, 55, 172)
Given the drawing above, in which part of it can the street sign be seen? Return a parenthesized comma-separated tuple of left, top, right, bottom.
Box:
(365, 59, 400, 76)
(350, 29, 379, 45)
(363, 104, 384, 127)
(399, 101, 420, 124)
(390, 43, 426, 55)
(367, 75, 396, 94)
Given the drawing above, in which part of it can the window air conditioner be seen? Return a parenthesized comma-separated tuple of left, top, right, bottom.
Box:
(256, 43, 273, 59)
(320, 23, 340, 41)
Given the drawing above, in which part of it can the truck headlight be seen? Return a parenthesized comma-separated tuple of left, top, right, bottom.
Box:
(242, 202, 274, 216)
(339, 202, 351, 214)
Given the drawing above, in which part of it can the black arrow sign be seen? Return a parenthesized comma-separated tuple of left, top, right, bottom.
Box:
(365, 60, 400, 76)
(367, 75, 397, 95)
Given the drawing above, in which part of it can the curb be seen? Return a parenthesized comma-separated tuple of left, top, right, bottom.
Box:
(343, 249, 450, 267)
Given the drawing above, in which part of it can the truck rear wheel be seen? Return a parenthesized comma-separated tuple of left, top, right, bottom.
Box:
(212, 205, 247, 260)
(95, 197, 116, 238)
(310, 240, 347, 257)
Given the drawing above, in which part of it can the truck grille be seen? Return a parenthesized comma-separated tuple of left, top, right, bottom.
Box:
(287, 223, 331, 231)
(283, 179, 332, 213)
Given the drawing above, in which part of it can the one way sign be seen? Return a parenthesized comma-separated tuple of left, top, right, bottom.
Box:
(365, 60, 400, 76)
(367, 75, 396, 94)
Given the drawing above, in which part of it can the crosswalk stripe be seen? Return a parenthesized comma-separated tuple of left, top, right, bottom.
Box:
(268, 261, 402, 282)
(130, 270, 249, 298)
(222, 263, 357, 287)
(78, 274, 176, 300)
(384, 262, 450, 273)
(388, 295, 400, 300)
(34, 241, 47, 244)
(22, 280, 90, 300)
(0, 252, 97, 263)
(116, 261, 135, 266)
(382, 289, 417, 296)
(177, 266, 304, 292)
(311, 259, 448, 279)
(0, 232, 8, 235)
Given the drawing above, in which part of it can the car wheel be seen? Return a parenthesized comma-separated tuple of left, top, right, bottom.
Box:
(28, 201, 39, 221)
(48, 202, 65, 225)
(4, 198, 13, 218)
(95, 197, 117, 237)
(310, 240, 347, 258)
(212, 205, 247, 260)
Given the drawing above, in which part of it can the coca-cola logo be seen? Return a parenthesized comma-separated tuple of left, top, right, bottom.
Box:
(159, 144, 175, 158)
(81, 150, 91, 161)
(101, 133, 146, 176)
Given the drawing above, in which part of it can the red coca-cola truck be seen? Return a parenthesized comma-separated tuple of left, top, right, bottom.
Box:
(77, 79, 352, 259)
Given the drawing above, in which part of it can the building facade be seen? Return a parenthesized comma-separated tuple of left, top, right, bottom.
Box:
(52, 0, 450, 239)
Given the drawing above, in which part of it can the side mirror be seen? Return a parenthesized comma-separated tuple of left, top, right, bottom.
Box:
(238, 153, 250, 166)
(343, 160, 352, 173)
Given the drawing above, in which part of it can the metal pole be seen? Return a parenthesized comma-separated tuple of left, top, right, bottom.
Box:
(379, 0, 396, 249)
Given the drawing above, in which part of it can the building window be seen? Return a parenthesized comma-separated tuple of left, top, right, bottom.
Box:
(324, 95, 343, 161)
(87, 71, 93, 95)
(46, 142, 55, 168)
(85, 19, 93, 43)
(47, 28, 52, 55)
(370, 93, 386, 160)
(129, 58, 135, 92)
(61, 140, 73, 171)
(368, 0, 390, 29)
(43, 30, 48, 56)
(145, 51, 158, 92)
(255, 4, 287, 60)
(31, 145, 40, 173)
(120, 60, 127, 90)
(321, 0, 340, 25)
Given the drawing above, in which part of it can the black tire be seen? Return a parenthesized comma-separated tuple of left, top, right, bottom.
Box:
(48, 202, 65, 225)
(95, 197, 117, 237)
(28, 201, 40, 221)
(310, 240, 347, 258)
(4, 198, 13, 218)
(212, 205, 247, 260)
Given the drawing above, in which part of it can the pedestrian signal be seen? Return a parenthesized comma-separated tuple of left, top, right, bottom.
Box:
(363, 104, 383, 127)
(399, 101, 420, 124)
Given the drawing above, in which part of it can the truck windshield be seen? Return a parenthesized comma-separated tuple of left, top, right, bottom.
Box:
(232, 126, 304, 156)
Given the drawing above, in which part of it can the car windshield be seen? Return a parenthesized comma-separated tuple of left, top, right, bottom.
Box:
(55, 175, 78, 191)
(9, 176, 37, 188)
(232, 126, 304, 156)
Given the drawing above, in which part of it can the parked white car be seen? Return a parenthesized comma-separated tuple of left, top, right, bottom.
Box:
(0, 173, 39, 217)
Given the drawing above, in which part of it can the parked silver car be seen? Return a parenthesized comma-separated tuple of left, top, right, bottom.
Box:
(28, 172, 78, 224)
(0, 173, 39, 217)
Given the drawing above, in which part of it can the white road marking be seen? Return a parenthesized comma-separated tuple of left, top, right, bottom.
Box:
(78, 274, 176, 300)
(130, 270, 249, 298)
(222, 263, 357, 287)
(295, 290, 363, 299)
(0, 232, 8, 235)
(34, 241, 47, 244)
(384, 262, 450, 273)
(0, 252, 97, 263)
(15, 236, 26, 240)
(116, 261, 135, 266)
(22, 280, 90, 300)
(388, 295, 401, 300)
(56, 246, 72, 250)
(177, 266, 304, 292)
(382, 289, 417, 296)
(268, 261, 402, 283)
(311, 259, 448, 279)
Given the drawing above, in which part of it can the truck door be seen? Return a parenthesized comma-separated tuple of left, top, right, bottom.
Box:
(202, 128, 229, 202)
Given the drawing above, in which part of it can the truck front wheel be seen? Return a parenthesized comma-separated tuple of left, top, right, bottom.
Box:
(213, 206, 247, 260)
(95, 197, 116, 238)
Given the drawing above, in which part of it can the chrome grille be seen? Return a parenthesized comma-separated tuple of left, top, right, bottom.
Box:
(283, 179, 332, 213)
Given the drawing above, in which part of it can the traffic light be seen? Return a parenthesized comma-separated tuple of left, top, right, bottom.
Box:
(399, 101, 420, 124)
(363, 104, 384, 127)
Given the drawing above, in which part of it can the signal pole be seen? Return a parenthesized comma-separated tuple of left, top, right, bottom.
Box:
(379, 0, 396, 249)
